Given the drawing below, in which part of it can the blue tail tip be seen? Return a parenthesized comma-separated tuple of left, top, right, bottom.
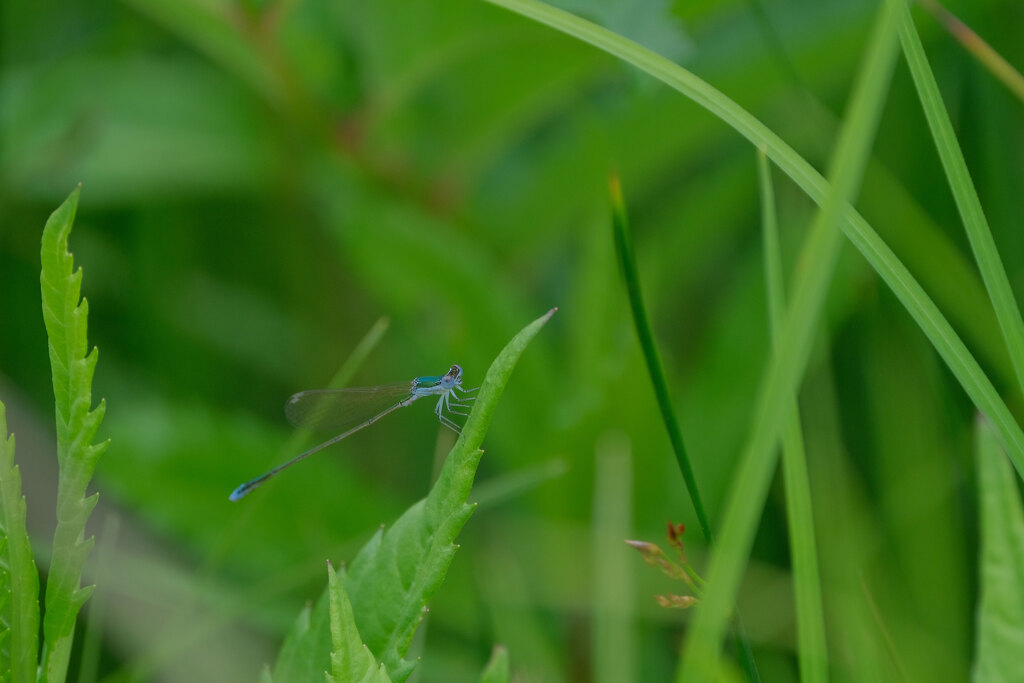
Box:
(229, 485, 248, 502)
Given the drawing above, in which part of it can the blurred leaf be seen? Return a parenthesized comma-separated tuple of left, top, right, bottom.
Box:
(271, 600, 331, 683)
(478, 645, 510, 683)
(917, 0, 1024, 104)
(591, 437, 635, 683)
(0, 402, 39, 683)
(0, 59, 278, 203)
(120, 0, 288, 105)
(38, 186, 110, 683)
(325, 562, 392, 683)
(973, 416, 1024, 683)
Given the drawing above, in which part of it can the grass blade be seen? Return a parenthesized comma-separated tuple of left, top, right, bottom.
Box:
(973, 415, 1024, 681)
(608, 175, 711, 543)
(38, 186, 110, 683)
(917, 0, 1024, 104)
(0, 402, 40, 683)
(609, 178, 760, 682)
(591, 434, 635, 683)
(757, 151, 828, 683)
(892, 0, 1024, 403)
(678, 4, 901, 678)
(485, 0, 1024, 498)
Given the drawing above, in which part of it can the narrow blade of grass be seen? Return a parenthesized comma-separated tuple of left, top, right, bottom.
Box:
(894, 0, 1024, 404)
(610, 178, 760, 683)
(973, 415, 1024, 681)
(591, 434, 635, 683)
(917, 0, 1024, 103)
(0, 402, 40, 683)
(608, 174, 711, 543)
(39, 185, 110, 683)
(679, 4, 901, 678)
(757, 150, 828, 683)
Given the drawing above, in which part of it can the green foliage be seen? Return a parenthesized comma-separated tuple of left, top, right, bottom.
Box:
(38, 187, 110, 683)
(487, 0, 1024, 475)
(345, 311, 554, 681)
(477, 645, 509, 683)
(325, 563, 391, 683)
(973, 417, 1024, 682)
(272, 600, 332, 683)
(272, 310, 553, 682)
(4, 0, 1024, 680)
(681, 2, 900, 675)
(0, 403, 39, 683)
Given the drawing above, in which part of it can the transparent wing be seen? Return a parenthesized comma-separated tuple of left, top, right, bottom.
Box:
(284, 383, 413, 432)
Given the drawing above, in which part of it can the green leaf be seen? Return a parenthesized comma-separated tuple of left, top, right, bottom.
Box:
(325, 563, 392, 683)
(0, 402, 40, 683)
(345, 307, 556, 680)
(272, 600, 331, 683)
(38, 185, 110, 683)
(274, 308, 555, 681)
(478, 645, 510, 683)
(973, 416, 1024, 682)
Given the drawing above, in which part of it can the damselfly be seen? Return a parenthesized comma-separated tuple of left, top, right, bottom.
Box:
(229, 364, 476, 501)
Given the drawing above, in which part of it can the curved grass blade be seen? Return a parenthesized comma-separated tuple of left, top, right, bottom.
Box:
(39, 185, 110, 683)
(485, 0, 1024, 482)
(893, 0, 1024, 405)
(0, 403, 40, 683)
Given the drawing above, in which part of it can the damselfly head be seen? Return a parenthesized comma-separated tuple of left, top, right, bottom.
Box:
(444, 364, 464, 387)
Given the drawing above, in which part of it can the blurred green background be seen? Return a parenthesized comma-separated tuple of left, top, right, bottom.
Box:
(2, 0, 1023, 680)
